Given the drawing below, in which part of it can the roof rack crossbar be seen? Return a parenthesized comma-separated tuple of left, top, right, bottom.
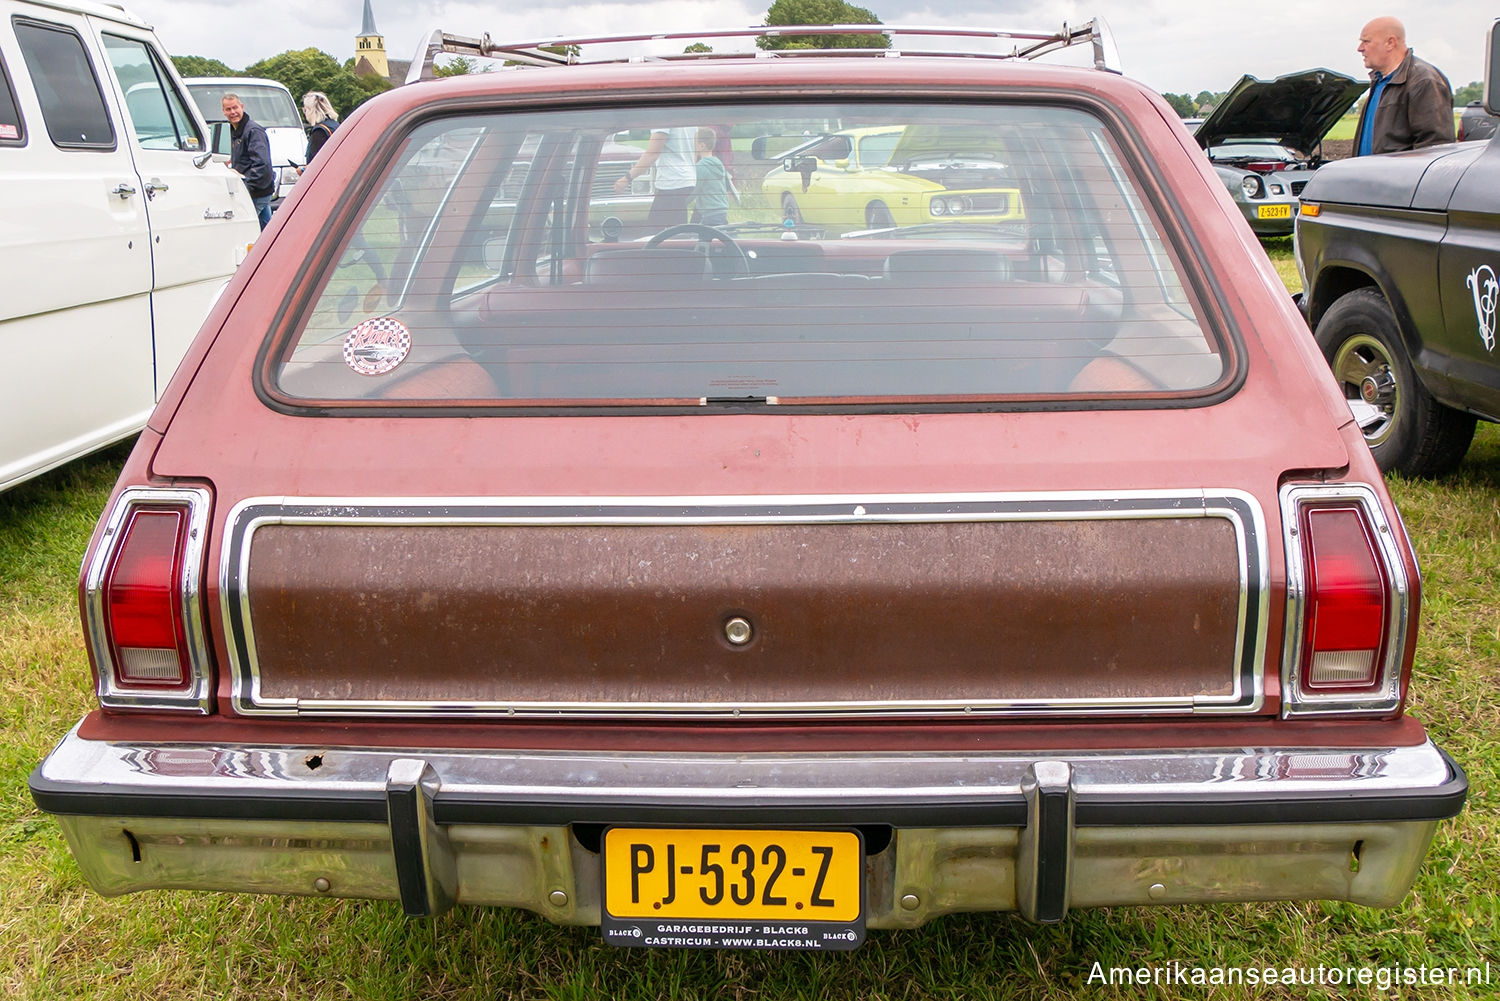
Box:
(406, 19, 1121, 85)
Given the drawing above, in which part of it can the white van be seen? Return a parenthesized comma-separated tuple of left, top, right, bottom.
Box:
(185, 77, 305, 202)
(0, 0, 257, 493)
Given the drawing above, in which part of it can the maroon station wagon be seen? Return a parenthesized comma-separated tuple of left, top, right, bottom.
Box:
(30, 22, 1465, 952)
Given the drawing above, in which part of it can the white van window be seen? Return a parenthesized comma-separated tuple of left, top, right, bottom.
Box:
(12, 18, 114, 149)
(186, 83, 301, 129)
(0, 52, 23, 144)
(103, 35, 202, 151)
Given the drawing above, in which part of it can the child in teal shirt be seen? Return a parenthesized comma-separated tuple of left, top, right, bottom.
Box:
(693, 127, 732, 227)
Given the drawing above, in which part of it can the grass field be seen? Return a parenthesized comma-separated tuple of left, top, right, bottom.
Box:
(2, 245, 1497, 998)
(1326, 112, 1359, 142)
(1323, 111, 1465, 141)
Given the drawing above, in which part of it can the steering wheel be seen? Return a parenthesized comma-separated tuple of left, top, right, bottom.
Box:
(644, 223, 749, 276)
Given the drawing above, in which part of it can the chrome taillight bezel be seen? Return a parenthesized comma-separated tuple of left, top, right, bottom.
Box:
(1279, 483, 1410, 717)
(84, 486, 214, 713)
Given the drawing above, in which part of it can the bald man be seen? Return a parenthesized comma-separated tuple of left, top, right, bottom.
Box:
(1352, 16, 1454, 155)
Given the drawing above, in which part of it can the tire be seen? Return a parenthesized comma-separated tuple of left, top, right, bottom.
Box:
(780, 193, 803, 225)
(1313, 287, 1476, 478)
(865, 202, 895, 229)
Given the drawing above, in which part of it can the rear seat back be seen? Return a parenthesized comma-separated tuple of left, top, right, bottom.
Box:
(471, 252, 1130, 399)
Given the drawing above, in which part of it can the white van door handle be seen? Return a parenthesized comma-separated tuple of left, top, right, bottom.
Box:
(112, 182, 137, 199)
(144, 179, 170, 199)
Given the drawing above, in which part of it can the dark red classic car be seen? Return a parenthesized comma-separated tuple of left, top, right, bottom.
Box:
(30, 22, 1464, 952)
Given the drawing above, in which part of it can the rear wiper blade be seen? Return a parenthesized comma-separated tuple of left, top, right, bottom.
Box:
(700, 395, 779, 406)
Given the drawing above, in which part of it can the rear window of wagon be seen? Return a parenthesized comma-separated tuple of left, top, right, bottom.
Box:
(267, 100, 1232, 409)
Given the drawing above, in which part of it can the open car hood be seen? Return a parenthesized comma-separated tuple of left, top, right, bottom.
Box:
(887, 125, 1005, 165)
(1194, 68, 1367, 156)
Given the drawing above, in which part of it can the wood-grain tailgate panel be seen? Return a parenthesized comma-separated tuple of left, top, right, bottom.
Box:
(233, 513, 1250, 711)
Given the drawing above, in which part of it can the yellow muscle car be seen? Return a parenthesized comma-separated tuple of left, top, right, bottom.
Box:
(758, 125, 1025, 231)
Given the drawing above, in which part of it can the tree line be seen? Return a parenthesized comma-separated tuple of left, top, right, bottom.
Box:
(171, 51, 393, 119)
(167, 0, 886, 117)
(1161, 92, 1223, 118)
(172, 0, 1486, 126)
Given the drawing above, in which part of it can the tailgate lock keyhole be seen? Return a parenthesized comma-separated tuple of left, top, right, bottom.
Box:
(724, 616, 754, 646)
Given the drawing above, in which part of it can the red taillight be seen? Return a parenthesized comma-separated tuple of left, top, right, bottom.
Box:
(104, 508, 191, 688)
(85, 486, 211, 712)
(1300, 506, 1388, 690)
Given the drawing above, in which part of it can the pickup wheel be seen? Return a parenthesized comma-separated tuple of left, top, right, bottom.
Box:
(1314, 288, 1476, 478)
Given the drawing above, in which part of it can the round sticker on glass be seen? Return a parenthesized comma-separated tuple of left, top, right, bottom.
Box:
(342, 317, 412, 376)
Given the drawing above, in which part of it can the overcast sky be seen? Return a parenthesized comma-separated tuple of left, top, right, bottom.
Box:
(138, 0, 1487, 96)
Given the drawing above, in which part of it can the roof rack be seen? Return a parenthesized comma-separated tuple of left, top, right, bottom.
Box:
(404, 20, 1122, 86)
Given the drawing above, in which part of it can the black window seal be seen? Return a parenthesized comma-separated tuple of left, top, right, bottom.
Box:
(0, 48, 25, 147)
(101, 31, 203, 154)
(252, 86, 1247, 418)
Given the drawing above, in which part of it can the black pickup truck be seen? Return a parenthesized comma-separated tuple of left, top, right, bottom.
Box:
(1296, 22, 1500, 477)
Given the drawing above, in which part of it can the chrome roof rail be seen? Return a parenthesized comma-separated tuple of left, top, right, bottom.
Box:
(405, 19, 1122, 85)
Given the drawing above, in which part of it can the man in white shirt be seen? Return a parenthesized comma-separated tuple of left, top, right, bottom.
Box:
(614, 126, 698, 226)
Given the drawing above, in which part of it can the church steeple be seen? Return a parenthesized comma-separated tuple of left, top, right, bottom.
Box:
(354, 0, 389, 81)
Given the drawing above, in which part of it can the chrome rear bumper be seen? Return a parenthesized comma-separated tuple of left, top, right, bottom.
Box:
(31, 726, 1465, 925)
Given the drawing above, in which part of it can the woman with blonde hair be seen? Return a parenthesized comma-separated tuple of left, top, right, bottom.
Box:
(301, 91, 339, 166)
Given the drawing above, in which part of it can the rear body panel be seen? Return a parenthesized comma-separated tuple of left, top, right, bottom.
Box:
(32, 50, 1460, 933)
(109, 59, 1396, 733)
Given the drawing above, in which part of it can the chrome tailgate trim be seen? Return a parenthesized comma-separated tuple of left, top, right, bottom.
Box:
(220, 490, 1268, 718)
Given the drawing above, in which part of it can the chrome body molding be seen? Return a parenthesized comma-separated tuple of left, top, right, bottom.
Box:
(218, 490, 1269, 719)
(84, 486, 214, 713)
(1278, 483, 1412, 717)
(32, 726, 1464, 921)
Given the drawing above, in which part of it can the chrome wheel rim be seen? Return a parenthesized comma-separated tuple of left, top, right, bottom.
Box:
(1331, 334, 1400, 447)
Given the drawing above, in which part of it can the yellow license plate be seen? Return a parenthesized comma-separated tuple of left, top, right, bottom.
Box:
(601, 827, 864, 950)
(1258, 204, 1293, 219)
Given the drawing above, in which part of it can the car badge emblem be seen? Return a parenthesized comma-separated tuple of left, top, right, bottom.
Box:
(1466, 264, 1497, 353)
(342, 317, 412, 375)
